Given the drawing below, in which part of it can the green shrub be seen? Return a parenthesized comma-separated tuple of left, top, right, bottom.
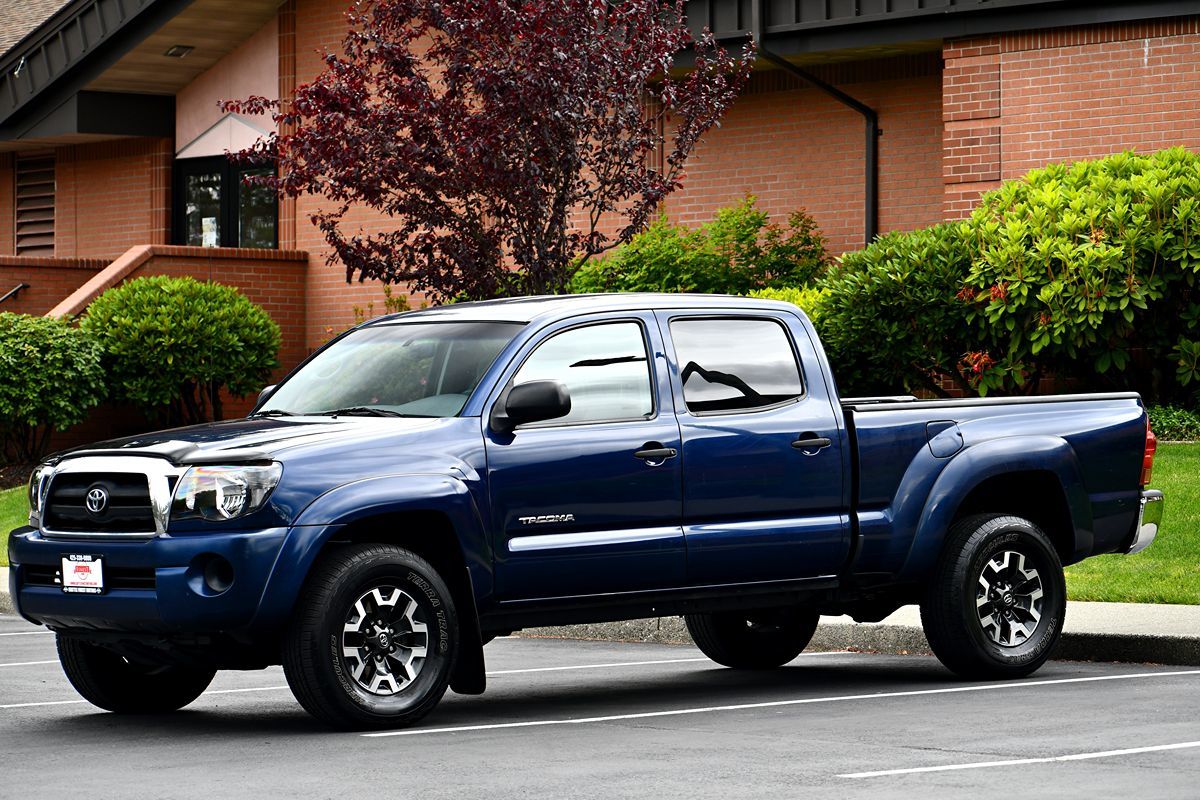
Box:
(814, 224, 982, 396)
(963, 147, 1200, 399)
(747, 286, 829, 321)
(571, 196, 827, 295)
(0, 313, 105, 462)
(1147, 405, 1200, 441)
(81, 276, 281, 425)
(812, 147, 1200, 399)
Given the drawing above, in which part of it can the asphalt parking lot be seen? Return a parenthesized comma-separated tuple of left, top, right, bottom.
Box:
(1, 613, 1198, 799)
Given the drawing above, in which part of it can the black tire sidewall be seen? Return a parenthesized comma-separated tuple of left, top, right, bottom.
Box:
(687, 607, 819, 668)
(960, 522, 1066, 670)
(310, 551, 457, 722)
(57, 636, 215, 713)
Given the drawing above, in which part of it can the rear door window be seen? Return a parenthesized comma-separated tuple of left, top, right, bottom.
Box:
(668, 317, 804, 414)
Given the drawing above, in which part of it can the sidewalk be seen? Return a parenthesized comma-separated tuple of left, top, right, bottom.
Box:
(2, 568, 1196, 665)
(521, 601, 1200, 666)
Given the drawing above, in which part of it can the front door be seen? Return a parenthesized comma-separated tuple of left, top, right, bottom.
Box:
(660, 311, 849, 585)
(484, 314, 684, 600)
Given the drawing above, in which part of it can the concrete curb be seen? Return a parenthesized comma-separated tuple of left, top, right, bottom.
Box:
(521, 611, 1200, 667)
(0, 568, 12, 615)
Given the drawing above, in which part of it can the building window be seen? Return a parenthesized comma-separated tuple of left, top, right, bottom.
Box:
(14, 153, 55, 256)
(173, 156, 277, 248)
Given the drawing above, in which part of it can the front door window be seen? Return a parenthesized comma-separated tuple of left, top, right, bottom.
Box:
(174, 157, 277, 249)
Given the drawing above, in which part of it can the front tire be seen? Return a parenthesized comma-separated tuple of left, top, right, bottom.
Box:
(283, 544, 458, 730)
(57, 636, 215, 713)
(921, 513, 1066, 680)
(685, 607, 820, 669)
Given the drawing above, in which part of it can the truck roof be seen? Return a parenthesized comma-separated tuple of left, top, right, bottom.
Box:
(365, 292, 799, 325)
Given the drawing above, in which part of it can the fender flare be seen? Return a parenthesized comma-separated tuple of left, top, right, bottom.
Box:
(254, 473, 492, 632)
(896, 435, 1093, 582)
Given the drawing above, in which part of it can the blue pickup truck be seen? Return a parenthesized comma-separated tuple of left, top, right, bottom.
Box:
(9, 294, 1163, 729)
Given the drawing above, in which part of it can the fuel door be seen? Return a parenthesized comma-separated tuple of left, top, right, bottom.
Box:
(926, 420, 964, 458)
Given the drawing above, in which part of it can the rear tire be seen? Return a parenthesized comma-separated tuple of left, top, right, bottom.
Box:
(920, 513, 1066, 680)
(283, 544, 458, 730)
(685, 607, 820, 669)
(57, 636, 215, 713)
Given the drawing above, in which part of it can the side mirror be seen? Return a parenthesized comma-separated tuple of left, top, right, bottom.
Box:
(256, 385, 277, 409)
(491, 380, 571, 434)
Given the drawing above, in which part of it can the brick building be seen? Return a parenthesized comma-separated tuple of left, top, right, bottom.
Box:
(2, 0, 1199, 382)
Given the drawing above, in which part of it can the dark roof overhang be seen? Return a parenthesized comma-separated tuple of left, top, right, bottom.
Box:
(0, 0, 194, 145)
(686, 0, 1200, 61)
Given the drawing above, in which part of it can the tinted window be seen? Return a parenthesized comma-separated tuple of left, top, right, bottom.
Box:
(513, 322, 653, 425)
(669, 318, 803, 413)
(261, 321, 522, 417)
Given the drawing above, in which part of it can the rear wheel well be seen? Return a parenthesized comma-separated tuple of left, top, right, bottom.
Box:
(952, 471, 1077, 564)
(319, 511, 486, 694)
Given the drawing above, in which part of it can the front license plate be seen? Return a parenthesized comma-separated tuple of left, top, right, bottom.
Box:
(61, 555, 104, 594)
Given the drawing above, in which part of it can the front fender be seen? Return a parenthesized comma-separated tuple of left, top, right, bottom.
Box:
(896, 435, 1093, 582)
(252, 474, 492, 629)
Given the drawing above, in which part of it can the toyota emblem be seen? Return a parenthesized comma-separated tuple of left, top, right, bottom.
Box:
(85, 486, 109, 515)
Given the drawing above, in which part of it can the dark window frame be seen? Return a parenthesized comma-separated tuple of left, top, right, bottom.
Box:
(667, 314, 808, 416)
(172, 155, 278, 249)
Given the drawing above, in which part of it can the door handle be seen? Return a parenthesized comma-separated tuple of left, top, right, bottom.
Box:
(792, 434, 832, 455)
(634, 443, 678, 463)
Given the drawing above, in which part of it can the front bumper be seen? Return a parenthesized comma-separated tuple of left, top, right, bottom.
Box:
(1126, 489, 1163, 555)
(7, 525, 289, 633)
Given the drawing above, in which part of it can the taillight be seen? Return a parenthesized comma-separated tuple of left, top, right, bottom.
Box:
(1142, 420, 1157, 486)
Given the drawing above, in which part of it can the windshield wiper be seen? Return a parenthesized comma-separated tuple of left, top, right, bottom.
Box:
(250, 409, 297, 417)
(316, 407, 407, 418)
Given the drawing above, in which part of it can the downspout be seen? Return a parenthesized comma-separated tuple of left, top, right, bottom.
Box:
(750, 0, 879, 247)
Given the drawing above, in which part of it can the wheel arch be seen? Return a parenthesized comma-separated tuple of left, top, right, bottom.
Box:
(898, 436, 1093, 581)
(258, 475, 492, 694)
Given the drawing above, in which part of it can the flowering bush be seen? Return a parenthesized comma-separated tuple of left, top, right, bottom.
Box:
(817, 147, 1200, 400)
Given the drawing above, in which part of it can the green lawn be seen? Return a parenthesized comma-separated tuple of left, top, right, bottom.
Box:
(1, 486, 26, 568)
(0, 447, 1195, 599)
(1066, 442, 1200, 604)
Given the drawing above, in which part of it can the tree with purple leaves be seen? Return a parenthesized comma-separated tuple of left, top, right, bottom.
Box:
(226, 0, 753, 302)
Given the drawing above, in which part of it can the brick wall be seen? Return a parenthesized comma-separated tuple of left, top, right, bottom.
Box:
(0, 256, 107, 316)
(293, 0, 415, 348)
(664, 53, 945, 258)
(943, 15, 1200, 218)
(53, 138, 173, 259)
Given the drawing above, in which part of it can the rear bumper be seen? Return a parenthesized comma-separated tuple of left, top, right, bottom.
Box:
(1126, 489, 1163, 555)
(7, 525, 289, 633)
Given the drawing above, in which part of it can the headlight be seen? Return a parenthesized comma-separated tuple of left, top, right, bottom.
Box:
(28, 465, 50, 518)
(171, 464, 283, 522)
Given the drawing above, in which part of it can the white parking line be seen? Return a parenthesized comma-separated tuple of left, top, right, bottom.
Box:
(362, 668, 1200, 738)
(839, 740, 1200, 778)
(0, 660, 56, 668)
(0, 630, 51, 637)
(487, 651, 842, 675)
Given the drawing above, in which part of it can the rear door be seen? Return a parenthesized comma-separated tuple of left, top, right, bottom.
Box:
(484, 312, 685, 600)
(658, 310, 849, 584)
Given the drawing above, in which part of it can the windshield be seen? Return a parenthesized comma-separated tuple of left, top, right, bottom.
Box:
(259, 321, 523, 418)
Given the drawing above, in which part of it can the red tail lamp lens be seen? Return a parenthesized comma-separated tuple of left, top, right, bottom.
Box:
(1142, 424, 1157, 486)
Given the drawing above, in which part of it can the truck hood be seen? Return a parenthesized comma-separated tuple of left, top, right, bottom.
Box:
(48, 415, 457, 466)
